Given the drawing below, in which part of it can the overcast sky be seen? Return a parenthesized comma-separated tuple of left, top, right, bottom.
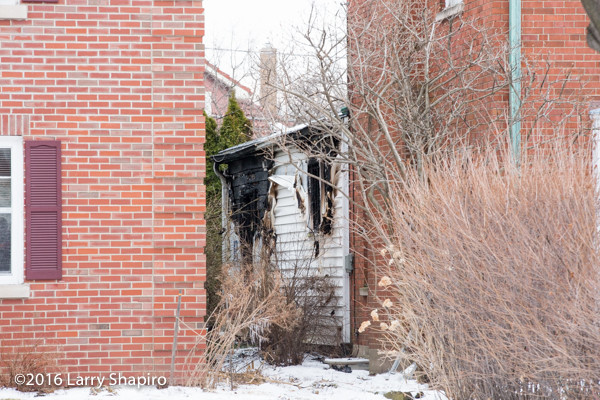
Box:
(204, 0, 345, 86)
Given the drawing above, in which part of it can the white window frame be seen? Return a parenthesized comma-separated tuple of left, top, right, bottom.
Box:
(0, 0, 27, 20)
(0, 136, 24, 285)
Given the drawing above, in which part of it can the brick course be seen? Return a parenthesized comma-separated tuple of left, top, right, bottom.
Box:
(0, 0, 205, 381)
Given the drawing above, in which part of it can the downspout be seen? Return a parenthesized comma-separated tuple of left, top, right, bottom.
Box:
(213, 160, 229, 262)
(591, 109, 600, 175)
(509, 0, 522, 164)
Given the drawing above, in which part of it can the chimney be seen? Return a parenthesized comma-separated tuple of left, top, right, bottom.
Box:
(259, 44, 278, 118)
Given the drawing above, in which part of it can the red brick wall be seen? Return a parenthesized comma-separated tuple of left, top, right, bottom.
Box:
(348, 0, 600, 352)
(521, 1, 600, 140)
(0, 0, 205, 382)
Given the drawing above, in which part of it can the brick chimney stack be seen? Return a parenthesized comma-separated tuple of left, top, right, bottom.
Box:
(259, 43, 278, 118)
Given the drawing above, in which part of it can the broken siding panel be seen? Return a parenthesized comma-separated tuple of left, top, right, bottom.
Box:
(272, 195, 298, 208)
(271, 148, 345, 246)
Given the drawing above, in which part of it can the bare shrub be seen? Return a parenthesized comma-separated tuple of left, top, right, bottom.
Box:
(371, 141, 600, 399)
(262, 259, 339, 366)
(0, 343, 60, 392)
(189, 206, 342, 385)
(187, 261, 298, 389)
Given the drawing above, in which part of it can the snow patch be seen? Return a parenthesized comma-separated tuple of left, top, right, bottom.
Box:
(0, 357, 447, 400)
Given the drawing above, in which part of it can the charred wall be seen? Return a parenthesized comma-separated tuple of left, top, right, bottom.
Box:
(225, 154, 273, 260)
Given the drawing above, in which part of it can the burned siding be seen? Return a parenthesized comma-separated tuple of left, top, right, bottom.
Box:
(214, 125, 351, 343)
(224, 154, 273, 262)
(307, 157, 335, 236)
(269, 149, 347, 344)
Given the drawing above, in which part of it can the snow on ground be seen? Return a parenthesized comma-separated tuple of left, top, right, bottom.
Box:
(0, 356, 447, 400)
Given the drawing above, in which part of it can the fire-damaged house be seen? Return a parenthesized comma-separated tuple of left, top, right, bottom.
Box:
(212, 124, 351, 344)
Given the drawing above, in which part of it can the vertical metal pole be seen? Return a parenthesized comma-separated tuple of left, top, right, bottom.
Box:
(170, 290, 183, 385)
(214, 162, 229, 263)
(592, 110, 600, 175)
(509, 0, 522, 165)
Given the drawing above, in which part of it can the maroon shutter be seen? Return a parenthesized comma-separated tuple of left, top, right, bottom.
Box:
(25, 141, 62, 280)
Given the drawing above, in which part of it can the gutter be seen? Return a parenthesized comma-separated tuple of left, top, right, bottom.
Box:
(509, 0, 522, 164)
(591, 109, 600, 179)
(213, 161, 230, 262)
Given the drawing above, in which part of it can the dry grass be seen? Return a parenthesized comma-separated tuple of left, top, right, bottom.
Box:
(186, 262, 298, 389)
(187, 232, 341, 386)
(262, 262, 339, 366)
(371, 141, 600, 399)
(0, 343, 60, 392)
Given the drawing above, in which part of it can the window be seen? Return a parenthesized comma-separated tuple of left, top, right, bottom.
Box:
(0, 139, 60, 296)
(307, 158, 322, 232)
(307, 157, 334, 235)
(0, 137, 24, 285)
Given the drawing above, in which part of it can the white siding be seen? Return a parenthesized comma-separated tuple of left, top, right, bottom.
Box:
(269, 148, 350, 343)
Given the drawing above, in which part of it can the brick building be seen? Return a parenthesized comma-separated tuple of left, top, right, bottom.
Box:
(205, 44, 287, 138)
(347, 0, 600, 371)
(204, 61, 275, 136)
(0, 0, 205, 382)
(205, 62, 254, 123)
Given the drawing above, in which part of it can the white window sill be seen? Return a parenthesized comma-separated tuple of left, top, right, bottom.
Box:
(0, 4, 27, 20)
(0, 284, 30, 299)
(435, 3, 464, 22)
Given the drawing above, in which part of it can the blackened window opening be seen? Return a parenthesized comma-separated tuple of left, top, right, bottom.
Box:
(321, 159, 333, 235)
(307, 158, 321, 232)
(307, 157, 333, 235)
(227, 155, 272, 265)
(235, 190, 261, 261)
